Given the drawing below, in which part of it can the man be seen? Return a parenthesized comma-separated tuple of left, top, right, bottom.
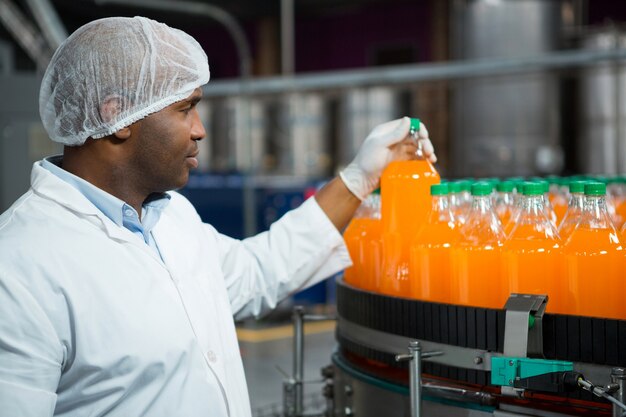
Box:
(0, 16, 436, 417)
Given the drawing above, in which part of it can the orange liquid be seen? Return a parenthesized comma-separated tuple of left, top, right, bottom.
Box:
(451, 245, 502, 308)
(409, 221, 459, 303)
(501, 225, 564, 313)
(563, 228, 624, 319)
(553, 199, 568, 225)
(343, 218, 382, 291)
(616, 197, 626, 230)
(380, 160, 439, 297)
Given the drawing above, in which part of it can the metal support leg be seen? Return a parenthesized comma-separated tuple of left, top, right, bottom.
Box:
(611, 367, 626, 417)
(293, 306, 305, 417)
(396, 340, 443, 417)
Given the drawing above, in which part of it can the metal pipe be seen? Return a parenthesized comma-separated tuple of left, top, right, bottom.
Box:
(202, 47, 626, 97)
(293, 306, 305, 416)
(95, 0, 252, 80)
(24, 0, 67, 49)
(281, 0, 294, 75)
(611, 368, 626, 417)
(0, 0, 51, 69)
(409, 341, 422, 417)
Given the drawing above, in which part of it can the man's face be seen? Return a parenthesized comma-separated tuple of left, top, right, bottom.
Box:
(128, 88, 205, 193)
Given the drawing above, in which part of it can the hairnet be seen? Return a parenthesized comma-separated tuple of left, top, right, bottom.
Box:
(39, 16, 210, 146)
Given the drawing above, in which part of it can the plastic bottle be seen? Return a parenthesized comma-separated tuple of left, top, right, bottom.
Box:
(501, 182, 564, 313)
(537, 180, 558, 227)
(549, 178, 569, 225)
(448, 181, 468, 226)
(451, 182, 506, 308)
(380, 118, 440, 297)
(343, 192, 382, 291)
(494, 180, 516, 228)
(557, 180, 586, 241)
(563, 182, 624, 319)
(409, 184, 459, 303)
(504, 180, 525, 236)
(608, 177, 626, 229)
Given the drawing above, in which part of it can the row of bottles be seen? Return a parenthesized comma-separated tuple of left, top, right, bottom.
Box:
(344, 178, 626, 320)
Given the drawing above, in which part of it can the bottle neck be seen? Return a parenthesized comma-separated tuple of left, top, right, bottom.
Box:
(568, 192, 584, 210)
(429, 195, 454, 223)
(581, 194, 616, 230)
(411, 130, 426, 160)
(520, 194, 545, 215)
(471, 195, 493, 213)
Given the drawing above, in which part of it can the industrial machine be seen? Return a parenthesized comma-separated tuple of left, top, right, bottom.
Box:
(283, 281, 626, 417)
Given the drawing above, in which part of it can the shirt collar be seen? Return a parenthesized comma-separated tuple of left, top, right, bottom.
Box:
(41, 156, 171, 229)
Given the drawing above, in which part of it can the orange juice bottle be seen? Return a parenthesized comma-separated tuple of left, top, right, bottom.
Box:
(563, 182, 624, 319)
(451, 182, 506, 308)
(501, 182, 564, 313)
(609, 177, 626, 229)
(343, 192, 382, 290)
(549, 178, 568, 225)
(363, 191, 383, 292)
(558, 180, 586, 241)
(494, 181, 516, 228)
(537, 180, 558, 227)
(409, 183, 459, 303)
(380, 118, 440, 297)
(448, 181, 468, 226)
(504, 180, 524, 236)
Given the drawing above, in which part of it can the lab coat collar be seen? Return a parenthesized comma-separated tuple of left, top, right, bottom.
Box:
(30, 160, 163, 258)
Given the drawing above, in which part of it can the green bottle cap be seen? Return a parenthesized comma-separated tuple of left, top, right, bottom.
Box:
(531, 180, 549, 193)
(496, 181, 515, 193)
(459, 180, 473, 192)
(584, 182, 606, 196)
(568, 180, 586, 194)
(372, 188, 380, 195)
(471, 182, 492, 196)
(448, 181, 462, 193)
(522, 182, 544, 196)
(409, 118, 421, 136)
(430, 184, 448, 196)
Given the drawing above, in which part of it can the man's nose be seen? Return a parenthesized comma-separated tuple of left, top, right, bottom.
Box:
(191, 109, 206, 141)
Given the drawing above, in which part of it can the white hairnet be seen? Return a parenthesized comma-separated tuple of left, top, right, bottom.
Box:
(39, 16, 210, 146)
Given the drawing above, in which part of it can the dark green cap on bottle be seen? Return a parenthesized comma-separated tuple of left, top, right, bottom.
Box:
(532, 180, 549, 193)
(409, 118, 421, 136)
(496, 181, 515, 193)
(430, 183, 448, 196)
(471, 182, 492, 196)
(448, 181, 462, 193)
(372, 188, 381, 195)
(569, 180, 586, 194)
(459, 180, 473, 192)
(522, 182, 544, 196)
(584, 182, 606, 196)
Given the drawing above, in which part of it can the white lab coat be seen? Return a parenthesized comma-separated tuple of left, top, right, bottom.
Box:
(0, 161, 351, 417)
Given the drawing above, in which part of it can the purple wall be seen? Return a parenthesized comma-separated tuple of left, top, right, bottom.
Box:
(190, 2, 432, 80)
(296, 3, 432, 72)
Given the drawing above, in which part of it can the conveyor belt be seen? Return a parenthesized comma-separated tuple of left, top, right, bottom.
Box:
(335, 279, 626, 403)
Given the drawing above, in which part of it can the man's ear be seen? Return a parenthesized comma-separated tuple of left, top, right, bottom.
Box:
(113, 127, 131, 140)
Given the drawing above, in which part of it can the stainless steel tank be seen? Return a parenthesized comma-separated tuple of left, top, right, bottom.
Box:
(578, 28, 626, 175)
(450, 0, 563, 177)
(209, 96, 268, 173)
(275, 93, 331, 178)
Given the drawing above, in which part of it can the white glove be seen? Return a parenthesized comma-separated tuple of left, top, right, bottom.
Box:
(339, 117, 437, 201)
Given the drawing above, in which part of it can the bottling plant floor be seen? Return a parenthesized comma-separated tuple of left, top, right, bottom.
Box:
(237, 305, 336, 417)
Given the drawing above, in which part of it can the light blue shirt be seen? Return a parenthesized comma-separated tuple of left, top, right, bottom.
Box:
(41, 156, 170, 259)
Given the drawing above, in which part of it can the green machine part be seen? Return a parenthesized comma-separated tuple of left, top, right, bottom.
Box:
(491, 357, 574, 387)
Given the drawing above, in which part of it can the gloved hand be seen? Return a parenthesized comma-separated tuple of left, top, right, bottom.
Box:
(339, 117, 437, 200)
